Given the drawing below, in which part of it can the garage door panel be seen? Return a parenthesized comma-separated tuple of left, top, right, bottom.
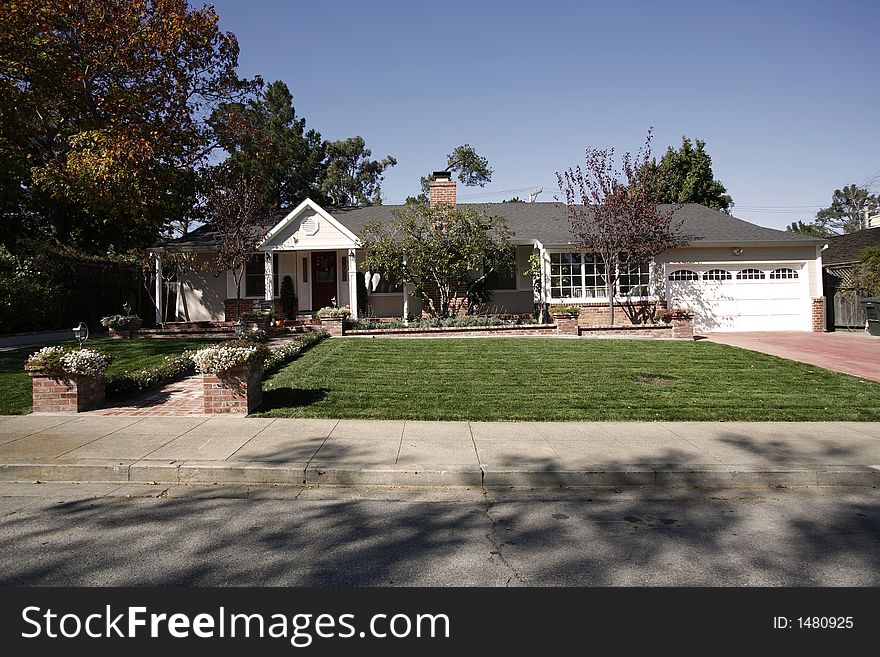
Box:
(666, 263, 809, 333)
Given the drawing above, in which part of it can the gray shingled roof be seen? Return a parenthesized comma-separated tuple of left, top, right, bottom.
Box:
(823, 228, 880, 266)
(157, 202, 823, 251)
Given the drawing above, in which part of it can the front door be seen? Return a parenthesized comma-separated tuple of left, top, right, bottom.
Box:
(311, 251, 337, 310)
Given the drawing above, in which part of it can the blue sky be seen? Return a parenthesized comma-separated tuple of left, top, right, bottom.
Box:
(210, 0, 879, 229)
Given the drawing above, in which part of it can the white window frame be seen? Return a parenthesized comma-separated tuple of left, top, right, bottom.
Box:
(547, 250, 656, 302)
(244, 253, 279, 299)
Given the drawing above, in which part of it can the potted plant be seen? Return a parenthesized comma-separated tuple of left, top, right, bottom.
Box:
(192, 340, 269, 414)
(239, 308, 274, 332)
(100, 314, 143, 338)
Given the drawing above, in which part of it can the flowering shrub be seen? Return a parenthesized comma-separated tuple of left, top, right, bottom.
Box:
(192, 342, 269, 374)
(100, 314, 142, 331)
(105, 353, 195, 398)
(549, 304, 580, 316)
(344, 315, 538, 330)
(25, 346, 111, 376)
(316, 306, 350, 319)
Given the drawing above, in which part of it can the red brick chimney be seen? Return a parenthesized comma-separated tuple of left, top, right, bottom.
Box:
(428, 171, 456, 208)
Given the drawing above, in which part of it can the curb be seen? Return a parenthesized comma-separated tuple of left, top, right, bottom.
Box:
(1, 461, 878, 489)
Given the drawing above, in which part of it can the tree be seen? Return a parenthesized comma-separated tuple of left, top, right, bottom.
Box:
(852, 246, 880, 296)
(211, 80, 325, 211)
(786, 220, 834, 239)
(645, 137, 733, 212)
(206, 170, 265, 318)
(0, 0, 259, 253)
(815, 184, 879, 234)
(319, 136, 397, 206)
(502, 196, 526, 203)
(360, 204, 514, 318)
(556, 129, 687, 325)
(407, 144, 493, 205)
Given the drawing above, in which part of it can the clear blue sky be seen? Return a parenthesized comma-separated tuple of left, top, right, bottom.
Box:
(210, 0, 879, 229)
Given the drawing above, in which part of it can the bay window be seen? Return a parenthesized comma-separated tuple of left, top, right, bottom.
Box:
(549, 252, 650, 300)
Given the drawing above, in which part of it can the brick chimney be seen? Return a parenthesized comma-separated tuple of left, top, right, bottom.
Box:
(428, 171, 456, 208)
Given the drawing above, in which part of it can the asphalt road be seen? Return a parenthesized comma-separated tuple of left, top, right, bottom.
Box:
(0, 482, 878, 586)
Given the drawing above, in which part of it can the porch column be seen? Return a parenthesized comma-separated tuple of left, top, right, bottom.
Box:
(402, 255, 410, 323)
(154, 253, 163, 326)
(347, 249, 358, 319)
(264, 251, 274, 301)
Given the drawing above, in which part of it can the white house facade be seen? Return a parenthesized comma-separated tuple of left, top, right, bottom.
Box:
(152, 177, 826, 333)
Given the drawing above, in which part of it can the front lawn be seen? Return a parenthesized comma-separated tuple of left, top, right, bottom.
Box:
(0, 338, 215, 415)
(256, 338, 880, 421)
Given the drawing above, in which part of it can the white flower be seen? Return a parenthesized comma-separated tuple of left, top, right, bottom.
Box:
(59, 349, 111, 376)
(192, 345, 262, 374)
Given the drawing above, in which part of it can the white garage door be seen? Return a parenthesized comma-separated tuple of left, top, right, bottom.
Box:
(665, 263, 810, 332)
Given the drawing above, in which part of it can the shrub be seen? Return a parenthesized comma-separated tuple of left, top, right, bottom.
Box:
(344, 315, 537, 330)
(549, 305, 580, 316)
(25, 346, 112, 377)
(106, 353, 195, 398)
(240, 308, 274, 321)
(852, 246, 880, 296)
(317, 306, 350, 319)
(100, 314, 143, 331)
(191, 342, 269, 374)
(280, 275, 297, 319)
(262, 333, 327, 374)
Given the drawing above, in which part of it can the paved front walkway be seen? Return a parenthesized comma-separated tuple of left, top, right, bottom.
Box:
(85, 376, 204, 417)
(0, 416, 878, 488)
(705, 331, 880, 382)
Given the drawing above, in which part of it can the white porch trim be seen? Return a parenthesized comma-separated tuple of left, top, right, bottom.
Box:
(347, 248, 358, 319)
(264, 252, 274, 301)
(154, 253, 163, 326)
(257, 198, 359, 250)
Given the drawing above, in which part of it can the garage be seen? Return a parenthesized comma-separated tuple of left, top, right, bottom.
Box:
(665, 263, 811, 332)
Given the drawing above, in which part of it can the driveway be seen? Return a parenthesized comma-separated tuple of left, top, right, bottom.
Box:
(704, 331, 880, 382)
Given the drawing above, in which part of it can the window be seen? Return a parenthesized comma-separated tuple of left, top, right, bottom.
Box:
(668, 269, 699, 281)
(549, 252, 647, 299)
(244, 253, 279, 297)
(736, 268, 765, 280)
(618, 257, 650, 296)
(770, 268, 798, 280)
(302, 257, 308, 283)
(485, 249, 517, 290)
(550, 252, 583, 299)
(372, 277, 403, 294)
(703, 269, 732, 281)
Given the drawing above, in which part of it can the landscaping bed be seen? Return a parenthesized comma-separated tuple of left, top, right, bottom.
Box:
(255, 337, 880, 421)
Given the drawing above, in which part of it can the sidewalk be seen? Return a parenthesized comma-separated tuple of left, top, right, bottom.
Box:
(0, 415, 878, 489)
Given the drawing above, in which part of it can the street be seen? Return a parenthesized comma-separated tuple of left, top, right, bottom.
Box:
(0, 482, 878, 586)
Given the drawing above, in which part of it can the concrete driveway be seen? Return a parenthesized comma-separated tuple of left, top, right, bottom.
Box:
(704, 331, 880, 382)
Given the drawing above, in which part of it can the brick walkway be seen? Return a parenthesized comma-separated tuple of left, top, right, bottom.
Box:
(86, 375, 205, 417)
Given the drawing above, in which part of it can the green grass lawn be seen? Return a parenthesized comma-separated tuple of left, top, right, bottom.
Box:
(256, 338, 880, 421)
(0, 338, 213, 415)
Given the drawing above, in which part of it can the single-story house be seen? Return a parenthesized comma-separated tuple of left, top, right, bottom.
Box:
(152, 174, 827, 333)
(822, 226, 880, 329)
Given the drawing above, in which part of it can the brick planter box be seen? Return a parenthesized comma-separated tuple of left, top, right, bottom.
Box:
(108, 327, 139, 339)
(671, 315, 694, 339)
(344, 324, 558, 338)
(551, 313, 580, 335)
(202, 362, 262, 415)
(30, 372, 105, 413)
(319, 317, 344, 336)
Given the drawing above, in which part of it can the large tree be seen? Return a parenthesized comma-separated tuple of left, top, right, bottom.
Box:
(815, 184, 878, 234)
(786, 220, 834, 239)
(646, 137, 733, 212)
(319, 136, 397, 207)
(0, 0, 258, 253)
(211, 80, 325, 211)
(557, 130, 687, 325)
(360, 204, 514, 318)
(407, 144, 493, 205)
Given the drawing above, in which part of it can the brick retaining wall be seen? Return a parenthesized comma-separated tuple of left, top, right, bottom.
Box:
(30, 373, 105, 413)
(202, 362, 262, 414)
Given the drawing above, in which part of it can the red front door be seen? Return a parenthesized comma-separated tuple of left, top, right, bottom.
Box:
(311, 251, 337, 310)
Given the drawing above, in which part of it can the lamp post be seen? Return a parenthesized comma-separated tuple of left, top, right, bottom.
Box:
(122, 301, 132, 315)
(73, 322, 89, 348)
(233, 317, 244, 338)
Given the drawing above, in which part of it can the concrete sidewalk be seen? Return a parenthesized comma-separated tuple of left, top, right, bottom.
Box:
(0, 415, 878, 489)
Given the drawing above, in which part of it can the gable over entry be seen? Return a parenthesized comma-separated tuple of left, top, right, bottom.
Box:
(256, 199, 360, 317)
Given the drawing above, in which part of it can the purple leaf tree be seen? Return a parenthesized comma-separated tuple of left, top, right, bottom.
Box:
(556, 129, 687, 325)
